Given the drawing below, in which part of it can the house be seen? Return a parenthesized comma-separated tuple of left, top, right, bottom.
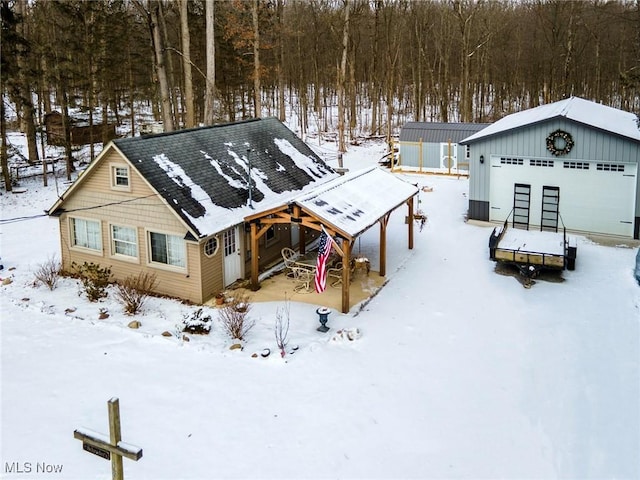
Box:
(396, 122, 489, 174)
(460, 97, 640, 239)
(44, 111, 117, 146)
(47, 118, 339, 304)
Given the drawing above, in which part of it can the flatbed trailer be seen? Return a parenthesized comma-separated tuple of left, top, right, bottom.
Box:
(489, 218, 577, 284)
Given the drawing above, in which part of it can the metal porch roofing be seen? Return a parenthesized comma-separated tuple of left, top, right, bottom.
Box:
(293, 166, 419, 238)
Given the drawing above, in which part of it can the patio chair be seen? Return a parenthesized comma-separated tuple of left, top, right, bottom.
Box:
(327, 262, 350, 288)
(290, 266, 315, 293)
(281, 247, 298, 278)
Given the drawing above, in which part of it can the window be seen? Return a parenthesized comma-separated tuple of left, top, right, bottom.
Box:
(500, 157, 523, 165)
(596, 163, 625, 172)
(204, 236, 219, 257)
(70, 217, 102, 251)
(265, 225, 276, 245)
(530, 159, 554, 167)
(111, 225, 138, 258)
(563, 161, 590, 170)
(111, 164, 130, 189)
(149, 232, 186, 268)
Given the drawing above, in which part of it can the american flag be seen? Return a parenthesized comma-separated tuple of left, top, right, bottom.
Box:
(314, 230, 334, 293)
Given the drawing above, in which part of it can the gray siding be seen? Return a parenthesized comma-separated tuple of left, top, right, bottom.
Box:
(399, 143, 444, 169)
(468, 119, 640, 210)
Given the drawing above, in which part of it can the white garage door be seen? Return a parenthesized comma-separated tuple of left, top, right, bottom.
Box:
(489, 155, 637, 237)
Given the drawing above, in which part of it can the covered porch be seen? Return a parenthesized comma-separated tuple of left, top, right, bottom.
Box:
(244, 167, 420, 313)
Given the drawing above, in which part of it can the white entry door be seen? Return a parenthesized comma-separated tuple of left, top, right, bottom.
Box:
(440, 143, 458, 170)
(223, 227, 242, 286)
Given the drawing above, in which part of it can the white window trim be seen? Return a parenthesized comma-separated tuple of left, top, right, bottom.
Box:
(145, 228, 188, 273)
(110, 163, 131, 192)
(109, 223, 140, 264)
(204, 235, 220, 257)
(69, 216, 103, 256)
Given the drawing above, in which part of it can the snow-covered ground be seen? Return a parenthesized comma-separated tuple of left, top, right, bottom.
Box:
(1, 137, 639, 479)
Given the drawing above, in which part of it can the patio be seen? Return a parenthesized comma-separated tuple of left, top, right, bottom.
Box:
(213, 266, 387, 313)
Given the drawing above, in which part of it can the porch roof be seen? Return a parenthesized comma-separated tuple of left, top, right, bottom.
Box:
(293, 166, 419, 238)
(245, 166, 419, 240)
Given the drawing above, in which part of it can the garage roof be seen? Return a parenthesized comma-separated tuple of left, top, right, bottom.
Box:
(461, 96, 640, 145)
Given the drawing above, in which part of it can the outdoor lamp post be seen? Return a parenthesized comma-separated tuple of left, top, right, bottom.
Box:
(316, 307, 331, 332)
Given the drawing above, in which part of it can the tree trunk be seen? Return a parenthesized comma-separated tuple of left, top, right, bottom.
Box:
(1, 90, 11, 192)
(59, 85, 73, 181)
(337, 0, 350, 155)
(203, 0, 215, 125)
(252, 0, 261, 118)
(277, 0, 286, 122)
(158, 2, 178, 126)
(179, 0, 195, 128)
(16, 0, 39, 164)
(150, 1, 174, 132)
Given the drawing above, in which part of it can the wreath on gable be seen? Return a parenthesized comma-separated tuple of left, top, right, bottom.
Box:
(546, 129, 574, 156)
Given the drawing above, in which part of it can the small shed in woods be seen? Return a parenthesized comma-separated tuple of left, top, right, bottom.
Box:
(460, 96, 640, 239)
(44, 111, 117, 146)
(245, 166, 420, 312)
(397, 122, 489, 174)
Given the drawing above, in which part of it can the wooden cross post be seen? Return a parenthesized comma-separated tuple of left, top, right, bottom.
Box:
(74, 398, 143, 480)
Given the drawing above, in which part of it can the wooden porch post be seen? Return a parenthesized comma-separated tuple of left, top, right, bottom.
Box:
(408, 197, 414, 250)
(379, 213, 390, 277)
(250, 222, 260, 290)
(341, 239, 351, 313)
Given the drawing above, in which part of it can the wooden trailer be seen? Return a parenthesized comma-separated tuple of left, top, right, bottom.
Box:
(489, 218, 577, 285)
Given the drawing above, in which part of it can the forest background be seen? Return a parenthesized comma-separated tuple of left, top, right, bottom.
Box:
(1, 0, 640, 186)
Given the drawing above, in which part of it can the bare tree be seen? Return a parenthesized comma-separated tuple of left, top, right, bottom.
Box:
(179, 0, 195, 128)
(274, 297, 290, 357)
(203, 0, 216, 125)
(252, 0, 261, 117)
(149, 0, 174, 131)
(337, 0, 350, 156)
(15, 0, 39, 165)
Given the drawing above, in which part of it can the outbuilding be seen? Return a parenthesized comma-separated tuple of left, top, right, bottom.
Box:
(396, 122, 489, 174)
(461, 97, 640, 239)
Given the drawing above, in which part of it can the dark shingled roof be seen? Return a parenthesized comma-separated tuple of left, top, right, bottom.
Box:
(400, 122, 490, 144)
(113, 117, 336, 238)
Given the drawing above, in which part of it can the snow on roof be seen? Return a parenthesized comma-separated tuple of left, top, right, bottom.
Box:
(108, 118, 338, 238)
(149, 144, 338, 237)
(294, 166, 419, 238)
(461, 96, 640, 144)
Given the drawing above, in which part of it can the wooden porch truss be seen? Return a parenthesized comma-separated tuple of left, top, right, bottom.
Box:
(245, 196, 416, 313)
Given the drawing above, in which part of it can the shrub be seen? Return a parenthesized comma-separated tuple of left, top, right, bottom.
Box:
(275, 297, 290, 357)
(182, 308, 213, 335)
(218, 290, 255, 340)
(33, 256, 61, 290)
(114, 271, 158, 315)
(72, 261, 112, 302)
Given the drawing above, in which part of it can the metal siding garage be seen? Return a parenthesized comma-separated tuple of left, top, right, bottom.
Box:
(489, 156, 637, 237)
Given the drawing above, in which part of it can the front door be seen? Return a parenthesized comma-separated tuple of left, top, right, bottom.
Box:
(223, 227, 242, 286)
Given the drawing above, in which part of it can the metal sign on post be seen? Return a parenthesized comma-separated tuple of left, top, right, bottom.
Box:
(74, 398, 143, 480)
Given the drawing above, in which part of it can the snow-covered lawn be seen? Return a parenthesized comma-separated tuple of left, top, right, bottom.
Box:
(1, 141, 639, 479)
